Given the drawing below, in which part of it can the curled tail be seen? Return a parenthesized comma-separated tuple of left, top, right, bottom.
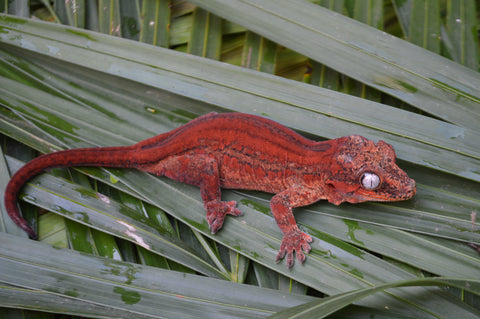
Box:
(4, 146, 136, 239)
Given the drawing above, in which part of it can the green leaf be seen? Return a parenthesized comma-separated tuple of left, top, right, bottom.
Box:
(139, 0, 171, 46)
(2, 0, 28, 17)
(351, 0, 383, 29)
(0, 232, 315, 318)
(188, 7, 222, 59)
(343, 0, 383, 100)
(98, 0, 121, 36)
(408, 0, 441, 52)
(0, 146, 21, 235)
(54, 0, 85, 28)
(241, 32, 277, 73)
(270, 277, 480, 319)
(190, 0, 480, 130)
(445, 0, 479, 69)
(309, 1, 343, 90)
(0, 283, 154, 319)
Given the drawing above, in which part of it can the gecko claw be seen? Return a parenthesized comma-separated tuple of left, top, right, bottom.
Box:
(276, 231, 312, 269)
(205, 200, 242, 233)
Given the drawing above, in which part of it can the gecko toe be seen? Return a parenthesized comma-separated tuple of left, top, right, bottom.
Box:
(205, 200, 243, 233)
(230, 208, 243, 217)
(286, 252, 295, 269)
(276, 249, 286, 263)
(276, 231, 312, 268)
(206, 211, 225, 234)
(224, 200, 243, 216)
(296, 250, 306, 264)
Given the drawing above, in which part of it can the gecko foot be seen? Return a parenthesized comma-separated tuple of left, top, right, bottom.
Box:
(205, 200, 243, 234)
(276, 231, 313, 269)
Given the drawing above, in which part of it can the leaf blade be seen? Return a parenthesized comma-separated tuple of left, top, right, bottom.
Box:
(0, 232, 315, 318)
(189, 0, 480, 130)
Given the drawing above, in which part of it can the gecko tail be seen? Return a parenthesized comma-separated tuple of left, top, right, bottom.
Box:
(4, 146, 136, 238)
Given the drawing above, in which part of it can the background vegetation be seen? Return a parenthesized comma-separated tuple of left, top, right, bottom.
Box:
(0, 0, 479, 318)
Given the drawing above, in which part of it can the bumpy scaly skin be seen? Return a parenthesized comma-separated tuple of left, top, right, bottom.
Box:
(4, 112, 416, 268)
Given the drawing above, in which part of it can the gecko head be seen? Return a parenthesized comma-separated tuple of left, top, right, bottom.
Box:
(325, 135, 416, 205)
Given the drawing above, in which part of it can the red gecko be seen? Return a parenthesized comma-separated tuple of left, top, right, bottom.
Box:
(4, 112, 416, 268)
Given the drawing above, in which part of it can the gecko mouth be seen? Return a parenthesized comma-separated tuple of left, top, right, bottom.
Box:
(385, 178, 416, 201)
(403, 178, 417, 198)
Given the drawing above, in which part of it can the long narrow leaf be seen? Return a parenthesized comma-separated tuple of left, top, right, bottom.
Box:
(0, 232, 315, 318)
(139, 0, 170, 46)
(445, 0, 479, 69)
(270, 277, 480, 319)
(190, 0, 480, 130)
(0, 284, 153, 319)
(408, 0, 441, 52)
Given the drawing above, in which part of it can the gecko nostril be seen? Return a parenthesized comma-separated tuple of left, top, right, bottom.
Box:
(410, 179, 416, 188)
(409, 179, 416, 191)
(406, 179, 416, 197)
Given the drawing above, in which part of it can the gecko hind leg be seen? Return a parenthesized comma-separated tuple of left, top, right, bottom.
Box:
(138, 155, 242, 233)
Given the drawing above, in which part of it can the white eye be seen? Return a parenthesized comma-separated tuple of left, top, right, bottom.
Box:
(361, 172, 380, 190)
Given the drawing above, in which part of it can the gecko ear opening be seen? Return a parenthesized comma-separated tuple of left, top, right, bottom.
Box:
(360, 172, 381, 190)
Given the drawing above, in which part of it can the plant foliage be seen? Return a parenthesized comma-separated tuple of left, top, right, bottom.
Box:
(0, 1, 479, 318)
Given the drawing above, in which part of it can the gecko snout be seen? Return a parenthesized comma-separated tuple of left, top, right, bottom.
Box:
(404, 178, 416, 199)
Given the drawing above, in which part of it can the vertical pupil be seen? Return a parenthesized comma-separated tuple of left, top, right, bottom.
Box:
(362, 172, 379, 189)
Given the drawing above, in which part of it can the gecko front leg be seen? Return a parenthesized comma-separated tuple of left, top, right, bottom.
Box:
(138, 155, 242, 233)
(271, 185, 324, 269)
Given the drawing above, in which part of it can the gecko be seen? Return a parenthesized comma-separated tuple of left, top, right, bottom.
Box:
(4, 112, 416, 268)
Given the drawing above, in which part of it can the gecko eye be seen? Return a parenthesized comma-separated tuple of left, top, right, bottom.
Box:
(361, 172, 380, 190)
